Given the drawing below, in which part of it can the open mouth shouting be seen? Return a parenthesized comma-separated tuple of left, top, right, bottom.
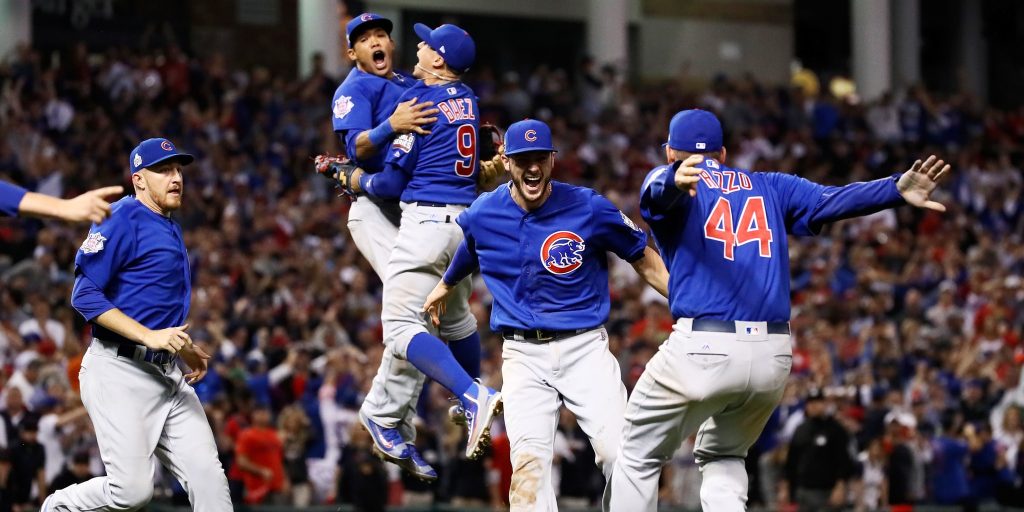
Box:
(522, 173, 545, 195)
(371, 50, 388, 71)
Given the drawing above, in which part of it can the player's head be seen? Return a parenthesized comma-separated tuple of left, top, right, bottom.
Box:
(502, 119, 557, 210)
(665, 109, 727, 164)
(346, 13, 395, 77)
(412, 23, 475, 81)
(129, 138, 193, 215)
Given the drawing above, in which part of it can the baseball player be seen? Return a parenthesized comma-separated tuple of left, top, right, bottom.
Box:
(334, 22, 503, 460)
(610, 109, 952, 511)
(323, 12, 441, 481)
(0, 180, 122, 223)
(43, 138, 232, 511)
(423, 119, 669, 511)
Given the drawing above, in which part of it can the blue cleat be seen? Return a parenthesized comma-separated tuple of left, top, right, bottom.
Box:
(358, 409, 411, 462)
(461, 380, 503, 459)
(403, 445, 439, 482)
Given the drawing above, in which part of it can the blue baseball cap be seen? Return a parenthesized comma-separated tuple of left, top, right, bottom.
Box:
(504, 119, 556, 156)
(666, 109, 723, 153)
(129, 138, 194, 174)
(346, 13, 393, 49)
(413, 23, 475, 74)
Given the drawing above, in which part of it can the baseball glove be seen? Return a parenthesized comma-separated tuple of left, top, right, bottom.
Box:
(314, 154, 364, 196)
(477, 123, 506, 192)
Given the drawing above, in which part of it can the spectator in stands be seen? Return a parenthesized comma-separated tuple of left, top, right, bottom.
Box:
(235, 404, 286, 504)
(782, 388, 856, 511)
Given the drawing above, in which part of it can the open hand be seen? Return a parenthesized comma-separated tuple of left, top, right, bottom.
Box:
(897, 155, 951, 211)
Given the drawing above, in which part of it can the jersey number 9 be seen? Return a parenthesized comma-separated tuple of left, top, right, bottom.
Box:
(703, 196, 773, 261)
(455, 124, 477, 177)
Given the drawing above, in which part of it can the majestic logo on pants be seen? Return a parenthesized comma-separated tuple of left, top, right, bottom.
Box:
(540, 231, 585, 275)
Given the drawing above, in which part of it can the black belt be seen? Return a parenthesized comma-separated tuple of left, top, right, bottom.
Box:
(414, 201, 449, 207)
(690, 319, 790, 335)
(115, 341, 177, 365)
(502, 327, 594, 342)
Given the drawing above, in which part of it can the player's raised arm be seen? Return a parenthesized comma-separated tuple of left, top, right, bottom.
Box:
(630, 246, 670, 298)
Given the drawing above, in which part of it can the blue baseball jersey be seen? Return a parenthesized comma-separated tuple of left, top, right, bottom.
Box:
(456, 181, 648, 331)
(71, 197, 191, 342)
(331, 68, 413, 172)
(640, 158, 905, 322)
(363, 80, 479, 205)
(0, 180, 27, 216)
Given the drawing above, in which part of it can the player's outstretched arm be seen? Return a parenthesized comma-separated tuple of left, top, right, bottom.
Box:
(387, 97, 438, 135)
(630, 246, 670, 298)
(896, 155, 951, 211)
(423, 239, 480, 325)
(17, 185, 123, 224)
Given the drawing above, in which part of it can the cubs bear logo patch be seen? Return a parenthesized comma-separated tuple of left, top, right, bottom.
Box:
(540, 231, 585, 275)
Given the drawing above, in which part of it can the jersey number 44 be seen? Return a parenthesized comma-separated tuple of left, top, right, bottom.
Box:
(703, 196, 773, 261)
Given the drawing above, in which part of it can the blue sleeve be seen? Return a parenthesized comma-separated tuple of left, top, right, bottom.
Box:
(332, 81, 380, 161)
(763, 173, 905, 236)
(73, 212, 134, 290)
(442, 240, 479, 286)
(591, 192, 648, 262)
(0, 180, 28, 217)
(361, 132, 421, 199)
(70, 274, 116, 321)
(639, 164, 689, 224)
(360, 160, 411, 199)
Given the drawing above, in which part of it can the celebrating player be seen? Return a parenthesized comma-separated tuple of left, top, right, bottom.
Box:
(423, 119, 669, 511)
(319, 12, 442, 481)
(336, 22, 503, 460)
(43, 138, 231, 511)
(609, 109, 952, 511)
(0, 180, 123, 224)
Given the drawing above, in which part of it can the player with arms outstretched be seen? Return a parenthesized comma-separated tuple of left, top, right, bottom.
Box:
(610, 109, 952, 511)
(423, 119, 669, 511)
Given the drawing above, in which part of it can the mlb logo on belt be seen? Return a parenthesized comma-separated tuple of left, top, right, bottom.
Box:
(746, 326, 760, 335)
(540, 231, 585, 275)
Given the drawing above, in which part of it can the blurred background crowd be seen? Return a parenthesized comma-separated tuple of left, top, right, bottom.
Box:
(0, 34, 1022, 512)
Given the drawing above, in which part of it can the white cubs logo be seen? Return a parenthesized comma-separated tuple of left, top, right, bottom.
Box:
(524, 129, 537, 142)
(80, 232, 107, 254)
(333, 95, 354, 119)
(360, 13, 373, 21)
(540, 231, 585, 275)
(160, 140, 174, 151)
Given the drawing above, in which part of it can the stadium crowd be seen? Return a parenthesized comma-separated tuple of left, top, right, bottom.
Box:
(0, 38, 1022, 512)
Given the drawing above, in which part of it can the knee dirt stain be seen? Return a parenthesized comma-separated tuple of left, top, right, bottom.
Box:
(509, 453, 542, 507)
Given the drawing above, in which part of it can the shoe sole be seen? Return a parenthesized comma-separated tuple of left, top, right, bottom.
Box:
(369, 444, 438, 483)
(466, 392, 503, 460)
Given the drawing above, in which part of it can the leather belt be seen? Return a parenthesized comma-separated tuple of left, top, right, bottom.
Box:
(502, 327, 594, 342)
(115, 341, 177, 366)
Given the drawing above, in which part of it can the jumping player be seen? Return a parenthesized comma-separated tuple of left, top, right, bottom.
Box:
(325, 12, 440, 481)
(335, 22, 502, 459)
(610, 109, 952, 511)
(43, 138, 232, 511)
(422, 119, 669, 511)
